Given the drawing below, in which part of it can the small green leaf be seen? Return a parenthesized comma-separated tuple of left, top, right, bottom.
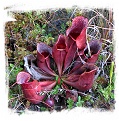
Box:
(7, 34, 10, 38)
(42, 24, 46, 29)
(84, 95, 90, 101)
(55, 76, 59, 83)
(40, 107, 47, 111)
(67, 98, 74, 109)
(110, 61, 114, 84)
(76, 96, 84, 107)
(10, 63, 14, 68)
(51, 85, 60, 95)
(42, 29, 46, 34)
(22, 21, 25, 25)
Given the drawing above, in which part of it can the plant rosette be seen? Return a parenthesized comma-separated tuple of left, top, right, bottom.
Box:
(16, 16, 102, 105)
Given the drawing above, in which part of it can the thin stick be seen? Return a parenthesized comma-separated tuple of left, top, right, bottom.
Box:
(70, 6, 78, 19)
(89, 25, 114, 31)
(9, 82, 17, 88)
(77, 48, 86, 64)
(86, 40, 91, 57)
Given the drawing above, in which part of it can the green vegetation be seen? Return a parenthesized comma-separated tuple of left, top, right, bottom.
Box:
(50, 85, 61, 95)
(8, 63, 23, 83)
(67, 98, 74, 109)
(76, 96, 84, 107)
